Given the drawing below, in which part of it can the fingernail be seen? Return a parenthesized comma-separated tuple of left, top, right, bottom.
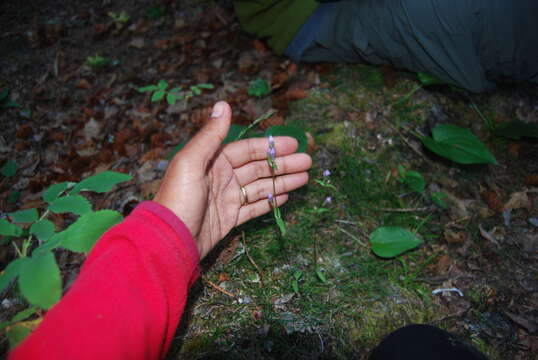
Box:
(211, 102, 225, 118)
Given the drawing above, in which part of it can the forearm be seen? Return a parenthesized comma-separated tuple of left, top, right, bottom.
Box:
(9, 201, 200, 360)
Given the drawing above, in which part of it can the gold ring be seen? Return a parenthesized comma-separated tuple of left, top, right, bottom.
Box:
(240, 186, 249, 206)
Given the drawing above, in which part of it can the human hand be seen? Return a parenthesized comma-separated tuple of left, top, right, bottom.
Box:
(154, 101, 312, 259)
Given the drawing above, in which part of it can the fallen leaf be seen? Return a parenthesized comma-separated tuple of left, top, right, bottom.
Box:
(83, 118, 101, 141)
(479, 224, 500, 246)
(75, 79, 91, 90)
(259, 114, 283, 130)
(444, 228, 466, 245)
(524, 174, 538, 186)
(481, 188, 503, 213)
(504, 191, 530, 211)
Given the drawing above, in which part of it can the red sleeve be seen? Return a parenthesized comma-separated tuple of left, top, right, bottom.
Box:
(9, 201, 200, 360)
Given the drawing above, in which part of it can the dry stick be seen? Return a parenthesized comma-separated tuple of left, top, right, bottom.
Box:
(203, 277, 236, 298)
(241, 231, 264, 287)
(371, 207, 430, 212)
(335, 225, 367, 248)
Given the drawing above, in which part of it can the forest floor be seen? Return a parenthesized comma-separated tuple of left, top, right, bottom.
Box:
(1, 1, 537, 359)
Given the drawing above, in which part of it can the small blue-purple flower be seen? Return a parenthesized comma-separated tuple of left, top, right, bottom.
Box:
(323, 196, 332, 205)
(268, 192, 274, 203)
(323, 169, 331, 177)
(268, 147, 276, 160)
(268, 134, 275, 148)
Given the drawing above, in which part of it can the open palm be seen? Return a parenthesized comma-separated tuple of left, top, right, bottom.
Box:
(155, 102, 311, 258)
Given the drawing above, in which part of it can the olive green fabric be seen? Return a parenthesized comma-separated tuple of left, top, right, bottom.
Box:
(233, 0, 318, 55)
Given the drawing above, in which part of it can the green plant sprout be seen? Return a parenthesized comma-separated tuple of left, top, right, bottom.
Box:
(1, 160, 17, 177)
(86, 55, 110, 69)
(0, 171, 131, 348)
(398, 165, 425, 193)
(0, 89, 21, 109)
(108, 11, 130, 24)
(248, 78, 271, 97)
(137, 81, 214, 105)
(267, 135, 286, 237)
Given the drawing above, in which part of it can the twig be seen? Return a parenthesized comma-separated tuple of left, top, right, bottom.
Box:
(241, 231, 264, 287)
(203, 277, 236, 298)
(336, 225, 367, 248)
(235, 109, 276, 141)
(371, 207, 430, 212)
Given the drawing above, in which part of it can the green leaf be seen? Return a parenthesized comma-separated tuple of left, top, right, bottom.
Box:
(7, 322, 34, 349)
(157, 80, 168, 90)
(431, 192, 449, 209)
(493, 120, 538, 140)
(190, 86, 202, 95)
(421, 124, 497, 164)
(0, 257, 28, 293)
(370, 226, 423, 258)
(43, 181, 74, 203)
(315, 268, 327, 283)
(248, 78, 271, 97)
(151, 89, 166, 102)
(314, 179, 337, 190)
(166, 92, 176, 105)
(9, 208, 38, 223)
(292, 279, 299, 293)
(30, 219, 56, 241)
(196, 83, 214, 89)
(11, 306, 38, 323)
(417, 72, 444, 86)
(71, 171, 132, 194)
(265, 125, 308, 153)
(59, 210, 123, 253)
(18, 252, 61, 309)
(293, 270, 303, 281)
(137, 85, 159, 93)
(7, 191, 21, 204)
(401, 170, 425, 193)
(1, 160, 17, 177)
(0, 219, 23, 237)
(49, 195, 91, 216)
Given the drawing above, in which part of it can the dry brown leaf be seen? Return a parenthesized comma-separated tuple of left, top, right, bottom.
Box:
(524, 174, 538, 186)
(75, 79, 91, 90)
(140, 148, 163, 163)
(306, 131, 316, 154)
(481, 188, 503, 213)
(444, 228, 466, 245)
(285, 89, 308, 100)
(259, 114, 283, 130)
(141, 179, 162, 199)
(504, 191, 531, 211)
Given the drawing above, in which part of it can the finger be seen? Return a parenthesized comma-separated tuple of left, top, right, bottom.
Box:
(243, 172, 309, 204)
(235, 153, 312, 185)
(180, 101, 231, 169)
(237, 194, 289, 226)
(223, 136, 298, 168)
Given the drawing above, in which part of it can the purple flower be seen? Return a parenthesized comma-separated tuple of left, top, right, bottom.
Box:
(323, 196, 332, 205)
(268, 193, 274, 202)
(268, 135, 275, 148)
(268, 147, 276, 160)
(323, 169, 331, 177)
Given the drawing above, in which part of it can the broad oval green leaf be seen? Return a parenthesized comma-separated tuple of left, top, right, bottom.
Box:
(49, 195, 91, 216)
(265, 125, 308, 153)
(422, 124, 497, 165)
(43, 182, 74, 203)
(137, 84, 159, 93)
(18, 252, 61, 309)
(30, 219, 56, 241)
(0, 257, 28, 293)
(151, 89, 166, 102)
(370, 226, 423, 258)
(0, 219, 23, 237)
(248, 78, 271, 97)
(166, 92, 177, 105)
(60, 210, 123, 253)
(8, 208, 38, 223)
(71, 171, 132, 194)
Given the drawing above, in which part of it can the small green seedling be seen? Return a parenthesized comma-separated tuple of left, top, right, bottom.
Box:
(108, 11, 130, 24)
(86, 55, 110, 69)
(248, 78, 271, 98)
(0, 171, 132, 348)
(137, 81, 214, 105)
(370, 226, 423, 258)
(1, 160, 17, 177)
(398, 166, 425, 193)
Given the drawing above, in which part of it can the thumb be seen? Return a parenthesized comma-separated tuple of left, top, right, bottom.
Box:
(183, 101, 231, 165)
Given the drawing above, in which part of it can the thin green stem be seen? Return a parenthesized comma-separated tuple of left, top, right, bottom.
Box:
(235, 110, 275, 141)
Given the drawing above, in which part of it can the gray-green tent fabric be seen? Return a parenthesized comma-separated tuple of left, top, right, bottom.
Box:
(300, 0, 538, 92)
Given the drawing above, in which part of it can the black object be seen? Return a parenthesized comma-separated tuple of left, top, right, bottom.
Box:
(369, 324, 488, 360)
